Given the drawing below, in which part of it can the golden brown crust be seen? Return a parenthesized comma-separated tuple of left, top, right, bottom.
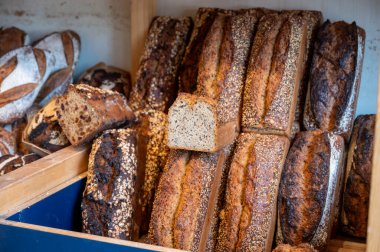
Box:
(216, 133, 289, 252)
(0, 27, 27, 57)
(242, 13, 306, 137)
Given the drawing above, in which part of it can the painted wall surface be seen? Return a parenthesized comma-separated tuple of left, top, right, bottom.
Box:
(0, 0, 131, 80)
(0, 0, 379, 115)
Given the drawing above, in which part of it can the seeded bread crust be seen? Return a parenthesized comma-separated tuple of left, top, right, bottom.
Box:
(133, 110, 169, 235)
(303, 21, 366, 142)
(242, 13, 307, 137)
(0, 27, 29, 57)
(56, 84, 135, 146)
(129, 16, 192, 113)
(342, 115, 375, 238)
(216, 133, 289, 252)
(77, 62, 131, 97)
(149, 145, 234, 251)
(81, 129, 141, 240)
(277, 130, 345, 250)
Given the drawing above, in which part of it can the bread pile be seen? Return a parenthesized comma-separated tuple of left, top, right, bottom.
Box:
(74, 7, 373, 252)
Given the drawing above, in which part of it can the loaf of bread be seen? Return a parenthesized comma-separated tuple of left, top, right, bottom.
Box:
(133, 110, 169, 235)
(283, 11, 323, 138)
(272, 243, 317, 252)
(0, 153, 40, 176)
(77, 62, 131, 97)
(0, 46, 55, 124)
(216, 133, 289, 252)
(0, 127, 16, 157)
(0, 27, 29, 57)
(34, 30, 81, 106)
(341, 114, 375, 238)
(56, 84, 135, 146)
(178, 8, 228, 93)
(129, 16, 192, 113)
(168, 10, 261, 152)
(24, 97, 69, 152)
(149, 144, 234, 251)
(303, 21, 366, 142)
(242, 13, 307, 137)
(277, 130, 345, 250)
(81, 129, 143, 240)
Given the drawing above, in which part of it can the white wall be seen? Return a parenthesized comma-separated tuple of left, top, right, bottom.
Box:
(0, 0, 131, 80)
(0, 0, 379, 115)
(156, 0, 380, 115)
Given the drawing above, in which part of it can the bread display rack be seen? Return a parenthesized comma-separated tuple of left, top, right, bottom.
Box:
(0, 0, 378, 251)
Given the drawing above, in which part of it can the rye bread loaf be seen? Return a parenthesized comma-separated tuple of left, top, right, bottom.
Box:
(272, 243, 317, 252)
(81, 129, 143, 241)
(34, 30, 81, 106)
(24, 97, 69, 152)
(0, 153, 40, 176)
(56, 84, 135, 146)
(341, 114, 375, 238)
(129, 16, 192, 113)
(168, 10, 260, 152)
(303, 21, 366, 142)
(216, 133, 289, 252)
(132, 110, 169, 235)
(149, 144, 234, 251)
(77, 62, 131, 97)
(0, 46, 55, 124)
(277, 130, 345, 250)
(241, 13, 307, 137)
(0, 27, 29, 57)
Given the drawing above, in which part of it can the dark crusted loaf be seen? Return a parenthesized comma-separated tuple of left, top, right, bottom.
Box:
(56, 84, 135, 146)
(81, 129, 142, 240)
(129, 16, 192, 113)
(272, 243, 317, 252)
(341, 114, 375, 238)
(303, 21, 366, 142)
(216, 132, 289, 252)
(0, 153, 40, 176)
(277, 130, 345, 250)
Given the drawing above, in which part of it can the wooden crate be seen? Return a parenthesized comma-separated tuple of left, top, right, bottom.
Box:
(0, 0, 377, 251)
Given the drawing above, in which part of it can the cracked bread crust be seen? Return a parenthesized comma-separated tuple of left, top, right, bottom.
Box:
(216, 133, 289, 252)
(342, 114, 375, 238)
(303, 21, 366, 142)
(81, 129, 141, 240)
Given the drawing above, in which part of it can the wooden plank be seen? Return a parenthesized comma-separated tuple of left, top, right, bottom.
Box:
(328, 239, 366, 252)
(367, 67, 380, 252)
(0, 145, 90, 217)
(130, 0, 156, 83)
(0, 219, 183, 252)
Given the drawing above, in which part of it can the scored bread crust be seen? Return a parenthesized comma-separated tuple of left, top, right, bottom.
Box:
(129, 16, 192, 113)
(303, 21, 365, 142)
(277, 130, 345, 250)
(242, 13, 307, 137)
(0, 127, 16, 156)
(56, 84, 135, 146)
(341, 114, 375, 238)
(216, 133, 289, 252)
(0, 27, 29, 57)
